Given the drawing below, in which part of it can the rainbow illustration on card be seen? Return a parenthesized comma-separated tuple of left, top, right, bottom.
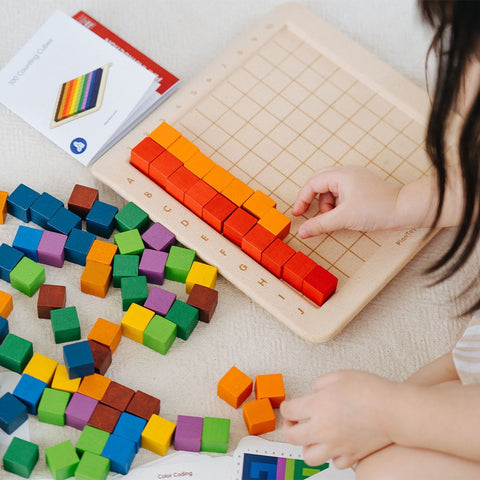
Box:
(51, 64, 110, 127)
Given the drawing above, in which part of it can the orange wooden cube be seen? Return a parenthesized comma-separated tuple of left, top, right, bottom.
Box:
(243, 398, 276, 435)
(184, 151, 215, 178)
(282, 252, 317, 291)
(255, 373, 285, 408)
(77, 373, 111, 401)
(203, 165, 235, 193)
(167, 136, 199, 163)
(223, 209, 257, 247)
(243, 190, 276, 218)
(261, 239, 295, 278)
(217, 366, 253, 409)
(88, 318, 122, 353)
(0, 190, 7, 224)
(80, 262, 112, 298)
(184, 180, 217, 218)
(222, 178, 255, 207)
(258, 208, 291, 239)
(302, 265, 338, 306)
(130, 137, 165, 175)
(86, 240, 118, 266)
(149, 151, 183, 188)
(149, 122, 181, 149)
(0, 290, 13, 318)
(164, 166, 200, 203)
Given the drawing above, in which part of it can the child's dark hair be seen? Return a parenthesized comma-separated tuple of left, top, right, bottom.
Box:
(419, 0, 480, 304)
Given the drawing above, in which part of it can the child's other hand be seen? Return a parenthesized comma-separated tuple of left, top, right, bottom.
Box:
(293, 166, 401, 238)
(280, 370, 396, 468)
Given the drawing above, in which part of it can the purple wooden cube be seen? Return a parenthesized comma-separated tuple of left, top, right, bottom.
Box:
(174, 415, 203, 452)
(141, 223, 175, 252)
(65, 392, 98, 430)
(37, 231, 67, 267)
(143, 287, 176, 316)
(139, 249, 168, 285)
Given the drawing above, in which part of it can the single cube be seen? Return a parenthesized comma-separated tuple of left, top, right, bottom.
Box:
(86, 201, 119, 238)
(139, 248, 168, 284)
(0, 290, 14, 317)
(217, 366, 253, 409)
(255, 373, 285, 408)
(101, 381, 135, 412)
(165, 245, 196, 282)
(130, 135, 165, 175)
(203, 165, 235, 192)
(221, 178, 255, 207)
(141, 222, 176, 252)
(144, 287, 176, 317)
(51, 306, 81, 344)
(120, 275, 148, 311)
(63, 340, 95, 379)
(88, 318, 122, 353)
(261, 239, 296, 278)
(0, 392, 28, 434)
(23, 352, 58, 385)
(64, 229, 96, 266)
(141, 414, 176, 456)
(68, 184, 99, 218)
(113, 412, 147, 452)
(37, 230, 67, 268)
(88, 340, 112, 376)
(184, 179, 217, 217)
(149, 122, 181, 149)
(185, 261, 217, 294)
(121, 303, 155, 343)
(2, 436, 39, 478)
(51, 365, 81, 393)
(76, 425, 110, 456)
(202, 194, 236, 232)
(38, 387, 71, 426)
(30, 192, 63, 229)
(186, 284, 218, 323)
(47, 207, 82, 235)
(10, 257, 46, 297)
(74, 451, 110, 480)
(0, 190, 7, 224)
(86, 240, 118, 266)
(65, 393, 98, 430)
(258, 207, 291, 239)
(114, 229, 145, 255)
(0, 315, 9, 344)
(241, 224, 276, 263)
(88, 403, 121, 433)
(0, 333, 33, 373)
(282, 251, 317, 291)
(143, 315, 177, 355)
(149, 151, 182, 188)
(223, 208, 257, 246)
(78, 373, 111, 401)
(12, 225, 43, 261)
(167, 135, 199, 163)
(184, 151, 215, 178)
(115, 201, 149, 233)
(201, 416, 230, 454)
(164, 166, 200, 203)
(126, 390, 160, 420)
(165, 300, 199, 340)
(0, 243, 24, 282)
(37, 284, 66, 319)
(101, 434, 136, 474)
(45, 441, 79, 480)
(80, 261, 112, 298)
(243, 190, 276, 218)
(174, 415, 203, 452)
(112, 254, 139, 287)
(6, 184, 39, 222)
(302, 265, 338, 306)
(243, 398, 276, 435)
(13, 373, 47, 414)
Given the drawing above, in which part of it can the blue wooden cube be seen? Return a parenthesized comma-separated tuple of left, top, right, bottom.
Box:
(0, 243, 24, 282)
(7, 184, 40, 222)
(113, 412, 147, 452)
(63, 340, 95, 379)
(0, 392, 28, 434)
(0, 316, 8, 344)
(12, 226, 44, 262)
(101, 434, 136, 474)
(47, 207, 81, 235)
(13, 373, 47, 414)
(30, 192, 63, 229)
(86, 201, 119, 238)
(64, 229, 96, 266)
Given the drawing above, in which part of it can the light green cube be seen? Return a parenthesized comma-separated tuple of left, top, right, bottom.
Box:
(45, 441, 79, 480)
(74, 451, 110, 480)
(200, 416, 230, 453)
(38, 388, 71, 426)
(143, 315, 177, 354)
(76, 426, 110, 456)
(165, 246, 195, 282)
(10, 257, 45, 296)
(114, 229, 145, 255)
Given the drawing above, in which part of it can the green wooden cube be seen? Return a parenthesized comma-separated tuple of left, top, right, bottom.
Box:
(200, 416, 230, 453)
(112, 254, 139, 287)
(10, 257, 45, 297)
(113, 229, 145, 255)
(165, 246, 196, 282)
(165, 300, 199, 340)
(0, 333, 33, 373)
(120, 276, 148, 311)
(51, 306, 81, 344)
(143, 315, 177, 354)
(38, 388, 70, 426)
(3, 436, 39, 478)
(115, 202, 149, 232)
(76, 425, 110, 456)
(74, 451, 110, 480)
(45, 440, 80, 480)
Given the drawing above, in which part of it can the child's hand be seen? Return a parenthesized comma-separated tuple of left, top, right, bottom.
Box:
(292, 166, 402, 238)
(280, 370, 397, 468)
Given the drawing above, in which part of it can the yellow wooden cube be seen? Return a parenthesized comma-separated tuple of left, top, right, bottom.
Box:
(185, 261, 218, 294)
(23, 353, 58, 385)
(51, 365, 81, 393)
(0, 191, 7, 224)
(0, 290, 13, 318)
(141, 414, 176, 456)
(121, 303, 155, 343)
(86, 240, 118, 266)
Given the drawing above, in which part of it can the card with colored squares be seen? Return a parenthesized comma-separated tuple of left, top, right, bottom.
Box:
(92, 3, 441, 342)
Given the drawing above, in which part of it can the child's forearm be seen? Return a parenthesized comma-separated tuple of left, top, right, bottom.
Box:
(405, 352, 459, 386)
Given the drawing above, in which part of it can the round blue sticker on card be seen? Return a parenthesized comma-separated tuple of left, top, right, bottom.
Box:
(70, 138, 87, 154)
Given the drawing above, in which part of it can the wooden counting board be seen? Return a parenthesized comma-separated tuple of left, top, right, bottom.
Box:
(92, 3, 436, 343)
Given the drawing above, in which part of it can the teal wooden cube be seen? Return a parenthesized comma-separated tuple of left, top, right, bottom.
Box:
(10, 257, 45, 297)
(38, 388, 71, 426)
(120, 276, 148, 311)
(51, 306, 81, 344)
(143, 315, 177, 354)
(74, 451, 110, 480)
(114, 229, 145, 255)
(45, 440, 80, 480)
(165, 300, 199, 340)
(115, 202, 149, 232)
(3, 436, 39, 478)
(76, 425, 110, 456)
(165, 246, 195, 282)
(200, 416, 230, 453)
(0, 333, 33, 373)
(112, 254, 139, 287)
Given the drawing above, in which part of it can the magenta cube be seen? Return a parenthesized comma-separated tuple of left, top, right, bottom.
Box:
(139, 249, 168, 285)
(141, 223, 175, 252)
(143, 287, 176, 316)
(174, 415, 203, 452)
(37, 231, 67, 267)
(65, 392, 98, 430)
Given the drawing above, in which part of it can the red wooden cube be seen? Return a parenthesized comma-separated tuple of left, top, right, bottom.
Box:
(149, 151, 182, 188)
(184, 180, 217, 217)
(261, 239, 295, 278)
(241, 224, 276, 263)
(130, 137, 165, 175)
(302, 265, 338, 306)
(202, 194, 236, 232)
(223, 208, 257, 246)
(164, 166, 200, 203)
(282, 251, 317, 291)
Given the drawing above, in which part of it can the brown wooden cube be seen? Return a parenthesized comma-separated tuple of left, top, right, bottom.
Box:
(101, 381, 135, 412)
(68, 184, 99, 218)
(88, 340, 112, 375)
(37, 284, 66, 319)
(87, 403, 121, 433)
(126, 390, 160, 420)
(186, 284, 218, 323)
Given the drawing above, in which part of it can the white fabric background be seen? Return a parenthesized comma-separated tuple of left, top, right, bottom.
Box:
(1, 1, 478, 477)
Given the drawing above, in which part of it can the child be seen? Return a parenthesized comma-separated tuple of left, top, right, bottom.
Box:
(280, 1, 480, 478)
